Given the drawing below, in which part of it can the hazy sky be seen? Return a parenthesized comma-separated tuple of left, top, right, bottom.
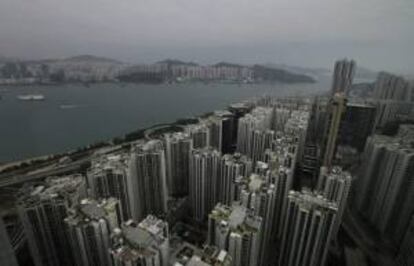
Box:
(1, 0, 413, 73)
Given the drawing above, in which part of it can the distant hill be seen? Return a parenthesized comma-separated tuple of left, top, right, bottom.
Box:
(213, 62, 244, 68)
(156, 59, 198, 66)
(63, 55, 123, 64)
(253, 65, 316, 83)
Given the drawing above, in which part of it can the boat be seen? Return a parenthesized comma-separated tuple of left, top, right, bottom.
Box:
(17, 94, 45, 101)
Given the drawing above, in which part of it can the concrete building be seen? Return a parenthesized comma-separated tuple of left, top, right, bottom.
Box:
(111, 215, 169, 266)
(186, 124, 210, 149)
(214, 110, 236, 153)
(172, 243, 232, 266)
(317, 166, 352, 240)
(322, 94, 347, 168)
(87, 154, 132, 220)
(65, 198, 121, 266)
(331, 59, 356, 95)
(220, 153, 252, 205)
(371, 72, 414, 128)
(129, 140, 169, 222)
(208, 203, 262, 266)
(235, 173, 277, 266)
(164, 132, 193, 197)
(279, 190, 338, 266)
(373, 72, 412, 101)
(355, 127, 414, 247)
(17, 175, 86, 266)
(337, 102, 376, 152)
(203, 115, 224, 152)
(189, 148, 221, 221)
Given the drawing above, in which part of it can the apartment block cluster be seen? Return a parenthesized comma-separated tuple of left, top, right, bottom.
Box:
(304, 59, 414, 266)
(4, 58, 414, 266)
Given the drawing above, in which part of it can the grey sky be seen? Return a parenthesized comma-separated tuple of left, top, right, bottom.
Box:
(1, 0, 413, 73)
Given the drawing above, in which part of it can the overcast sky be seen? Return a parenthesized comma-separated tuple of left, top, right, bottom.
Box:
(0, 0, 413, 74)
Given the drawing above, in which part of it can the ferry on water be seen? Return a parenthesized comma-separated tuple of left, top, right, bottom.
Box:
(17, 94, 45, 101)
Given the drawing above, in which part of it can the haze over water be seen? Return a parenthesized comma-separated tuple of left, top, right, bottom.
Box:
(0, 80, 329, 162)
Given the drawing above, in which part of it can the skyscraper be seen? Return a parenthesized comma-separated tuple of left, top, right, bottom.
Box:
(219, 153, 252, 205)
(322, 94, 347, 168)
(189, 147, 221, 221)
(317, 166, 352, 240)
(17, 175, 86, 266)
(186, 124, 210, 149)
(279, 190, 337, 266)
(355, 126, 414, 247)
(208, 203, 262, 266)
(164, 132, 193, 197)
(371, 72, 414, 128)
(129, 140, 169, 222)
(87, 154, 132, 220)
(235, 173, 277, 266)
(203, 115, 224, 152)
(331, 59, 355, 95)
(337, 102, 376, 152)
(111, 215, 169, 266)
(65, 198, 121, 266)
(214, 110, 236, 153)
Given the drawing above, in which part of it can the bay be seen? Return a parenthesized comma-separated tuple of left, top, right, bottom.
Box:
(0, 79, 329, 162)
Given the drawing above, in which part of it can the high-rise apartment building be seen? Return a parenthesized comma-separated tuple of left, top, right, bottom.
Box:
(164, 132, 193, 197)
(186, 124, 210, 149)
(208, 203, 262, 266)
(317, 166, 352, 240)
(337, 102, 376, 152)
(371, 72, 414, 128)
(214, 110, 235, 153)
(17, 175, 86, 266)
(220, 153, 252, 205)
(235, 173, 277, 266)
(129, 140, 169, 222)
(87, 154, 132, 220)
(331, 59, 355, 95)
(111, 215, 169, 266)
(322, 94, 347, 168)
(65, 198, 121, 266)
(355, 127, 414, 247)
(279, 190, 337, 266)
(189, 148, 221, 221)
